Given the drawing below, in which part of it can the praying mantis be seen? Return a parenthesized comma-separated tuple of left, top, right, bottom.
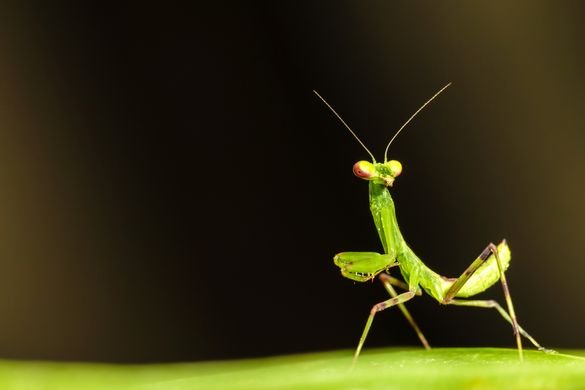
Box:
(314, 83, 549, 366)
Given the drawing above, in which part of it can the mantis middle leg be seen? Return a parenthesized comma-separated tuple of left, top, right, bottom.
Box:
(353, 290, 416, 367)
(379, 273, 430, 350)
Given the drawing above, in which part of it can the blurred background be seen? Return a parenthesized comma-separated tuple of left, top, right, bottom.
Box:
(0, 2, 583, 362)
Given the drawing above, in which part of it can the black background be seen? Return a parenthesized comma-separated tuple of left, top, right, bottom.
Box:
(0, 2, 583, 362)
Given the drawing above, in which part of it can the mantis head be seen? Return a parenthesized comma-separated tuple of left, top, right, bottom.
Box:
(353, 160, 402, 187)
(313, 83, 451, 186)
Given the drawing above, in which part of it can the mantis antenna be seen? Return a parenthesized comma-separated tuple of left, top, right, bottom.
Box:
(313, 90, 376, 163)
(383, 82, 452, 162)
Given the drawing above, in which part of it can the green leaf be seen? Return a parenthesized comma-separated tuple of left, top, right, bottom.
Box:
(0, 348, 584, 389)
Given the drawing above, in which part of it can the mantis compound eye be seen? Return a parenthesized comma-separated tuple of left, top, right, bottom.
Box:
(388, 160, 402, 177)
(353, 161, 375, 180)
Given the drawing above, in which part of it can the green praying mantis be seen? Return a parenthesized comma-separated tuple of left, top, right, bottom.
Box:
(314, 83, 550, 366)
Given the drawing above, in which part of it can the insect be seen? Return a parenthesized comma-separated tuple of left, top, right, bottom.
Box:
(314, 84, 548, 365)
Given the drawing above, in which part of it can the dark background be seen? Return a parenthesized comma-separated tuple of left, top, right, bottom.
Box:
(0, 2, 583, 363)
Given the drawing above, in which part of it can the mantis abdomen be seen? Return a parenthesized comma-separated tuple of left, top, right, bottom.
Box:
(453, 240, 511, 298)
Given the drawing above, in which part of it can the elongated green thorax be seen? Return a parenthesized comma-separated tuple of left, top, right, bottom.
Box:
(368, 180, 402, 255)
(367, 179, 433, 292)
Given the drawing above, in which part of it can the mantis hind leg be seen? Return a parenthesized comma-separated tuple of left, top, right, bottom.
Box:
(352, 290, 416, 368)
(442, 242, 524, 360)
(379, 273, 430, 350)
(448, 299, 553, 353)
